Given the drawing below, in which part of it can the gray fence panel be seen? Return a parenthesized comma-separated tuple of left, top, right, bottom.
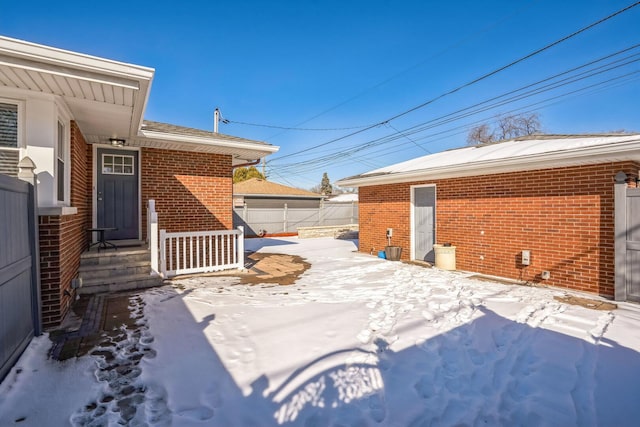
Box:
(0, 173, 38, 381)
(321, 202, 358, 226)
(287, 208, 319, 230)
(234, 202, 358, 236)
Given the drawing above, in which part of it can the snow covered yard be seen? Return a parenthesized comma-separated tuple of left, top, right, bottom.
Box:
(2, 237, 640, 426)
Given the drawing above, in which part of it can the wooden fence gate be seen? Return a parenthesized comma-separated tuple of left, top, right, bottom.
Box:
(615, 172, 640, 302)
(0, 173, 41, 381)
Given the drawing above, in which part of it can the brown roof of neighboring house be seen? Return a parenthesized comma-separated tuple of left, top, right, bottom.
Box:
(234, 178, 324, 198)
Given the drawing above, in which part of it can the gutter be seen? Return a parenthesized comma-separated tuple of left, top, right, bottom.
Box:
(233, 158, 261, 168)
(338, 138, 640, 187)
(140, 129, 279, 153)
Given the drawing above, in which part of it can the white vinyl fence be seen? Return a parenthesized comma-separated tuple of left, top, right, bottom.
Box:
(147, 199, 246, 278)
(159, 227, 245, 277)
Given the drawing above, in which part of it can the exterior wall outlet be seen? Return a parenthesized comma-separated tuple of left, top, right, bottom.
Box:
(386, 228, 393, 238)
(541, 270, 551, 280)
(521, 250, 531, 266)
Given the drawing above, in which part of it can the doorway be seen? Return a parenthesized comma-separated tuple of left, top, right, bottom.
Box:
(412, 185, 436, 263)
(96, 148, 139, 240)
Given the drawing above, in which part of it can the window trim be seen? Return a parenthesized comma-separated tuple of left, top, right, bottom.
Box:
(55, 113, 71, 206)
(0, 97, 25, 150)
(101, 153, 135, 175)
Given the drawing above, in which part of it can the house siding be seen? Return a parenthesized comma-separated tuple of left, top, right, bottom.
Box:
(140, 148, 233, 238)
(359, 162, 640, 298)
(39, 121, 90, 328)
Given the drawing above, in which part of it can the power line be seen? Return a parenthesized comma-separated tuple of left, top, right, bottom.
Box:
(273, 68, 640, 175)
(271, 43, 640, 172)
(224, 119, 372, 131)
(259, 0, 541, 142)
(268, 1, 640, 163)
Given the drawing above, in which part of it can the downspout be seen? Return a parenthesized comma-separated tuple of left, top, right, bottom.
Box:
(233, 158, 261, 168)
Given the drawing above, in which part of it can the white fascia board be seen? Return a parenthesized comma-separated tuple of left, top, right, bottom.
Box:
(139, 130, 279, 155)
(0, 36, 154, 84)
(338, 139, 640, 187)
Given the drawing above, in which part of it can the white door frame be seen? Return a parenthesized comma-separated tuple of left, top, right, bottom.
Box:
(92, 144, 142, 241)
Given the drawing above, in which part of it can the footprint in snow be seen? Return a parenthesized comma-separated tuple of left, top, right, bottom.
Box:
(175, 406, 214, 421)
(368, 394, 387, 423)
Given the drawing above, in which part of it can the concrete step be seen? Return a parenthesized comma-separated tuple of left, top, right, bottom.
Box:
(80, 248, 151, 266)
(79, 261, 152, 280)
(77, 273, 164, 295)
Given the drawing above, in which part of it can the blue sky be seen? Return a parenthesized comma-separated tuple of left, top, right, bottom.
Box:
(2, 0, 639, 189)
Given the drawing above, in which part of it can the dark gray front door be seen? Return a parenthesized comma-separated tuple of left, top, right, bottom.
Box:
(414, 186, 436, 262)
(97, 148, 139, 240)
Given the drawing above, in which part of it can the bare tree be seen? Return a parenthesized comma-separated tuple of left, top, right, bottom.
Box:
(466, 123, 494, 145)
(467, 113, 542, 145)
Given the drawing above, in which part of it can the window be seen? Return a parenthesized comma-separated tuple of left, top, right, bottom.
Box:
(102, 154, 134, 175)
(0, 102, 18, 148)
(57, 121, 65, 202)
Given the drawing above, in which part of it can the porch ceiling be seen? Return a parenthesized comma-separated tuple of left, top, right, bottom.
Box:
(0, 36, 154, 139)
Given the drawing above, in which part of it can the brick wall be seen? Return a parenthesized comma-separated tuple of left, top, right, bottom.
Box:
(38, 121, 90, 328)
(141, 148, 233, 238)
(359, 162, 640, 297)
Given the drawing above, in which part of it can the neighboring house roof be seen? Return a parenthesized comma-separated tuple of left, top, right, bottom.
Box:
(327, 193, 358, 202)
(337, 133, 640, 187)
(0, 35, 278, 163)
(234, 178, 324, 199)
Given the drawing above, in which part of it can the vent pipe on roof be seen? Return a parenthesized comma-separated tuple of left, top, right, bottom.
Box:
(214, 108, 220, 133)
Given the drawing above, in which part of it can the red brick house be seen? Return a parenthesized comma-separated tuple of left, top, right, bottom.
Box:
(337, 134, 640, 299)
(0, 36, 278, 327)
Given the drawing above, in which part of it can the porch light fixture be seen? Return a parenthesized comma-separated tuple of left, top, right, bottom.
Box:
(109, 138, 126, 147)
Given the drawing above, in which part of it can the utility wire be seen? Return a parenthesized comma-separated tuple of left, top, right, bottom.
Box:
(274, 69, 640, 174)
(224, 120, 371, 131)
(260, 0, 541, 141)
(272, 43, 640, 170)
(269, 1, 640, 163)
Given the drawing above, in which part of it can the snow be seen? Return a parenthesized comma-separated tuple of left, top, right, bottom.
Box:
(356, 134, 640, 176)
(2, 236, 640, 426)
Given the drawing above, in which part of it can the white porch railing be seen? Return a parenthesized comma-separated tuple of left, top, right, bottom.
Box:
(147, 200, 160, 276)
(159, 226, 245, 278)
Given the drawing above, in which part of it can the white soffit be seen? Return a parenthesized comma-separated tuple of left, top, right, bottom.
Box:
(0, 36, 154, 138)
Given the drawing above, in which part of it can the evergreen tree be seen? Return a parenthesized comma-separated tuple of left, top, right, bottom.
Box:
(320, 172, 333, 195)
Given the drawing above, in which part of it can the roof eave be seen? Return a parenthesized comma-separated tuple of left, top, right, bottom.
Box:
(0, 36, 155, 82)
(337, 141, 640, 187)
(133, 130, 279, 159)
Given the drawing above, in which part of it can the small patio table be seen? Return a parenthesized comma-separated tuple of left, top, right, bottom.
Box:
(87, 227, 118, 251)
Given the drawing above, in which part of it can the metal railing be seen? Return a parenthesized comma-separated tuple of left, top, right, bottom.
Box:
(159, 227, 245, 277)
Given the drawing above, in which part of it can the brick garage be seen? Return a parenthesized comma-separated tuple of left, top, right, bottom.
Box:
(340, 135, 640, 299)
